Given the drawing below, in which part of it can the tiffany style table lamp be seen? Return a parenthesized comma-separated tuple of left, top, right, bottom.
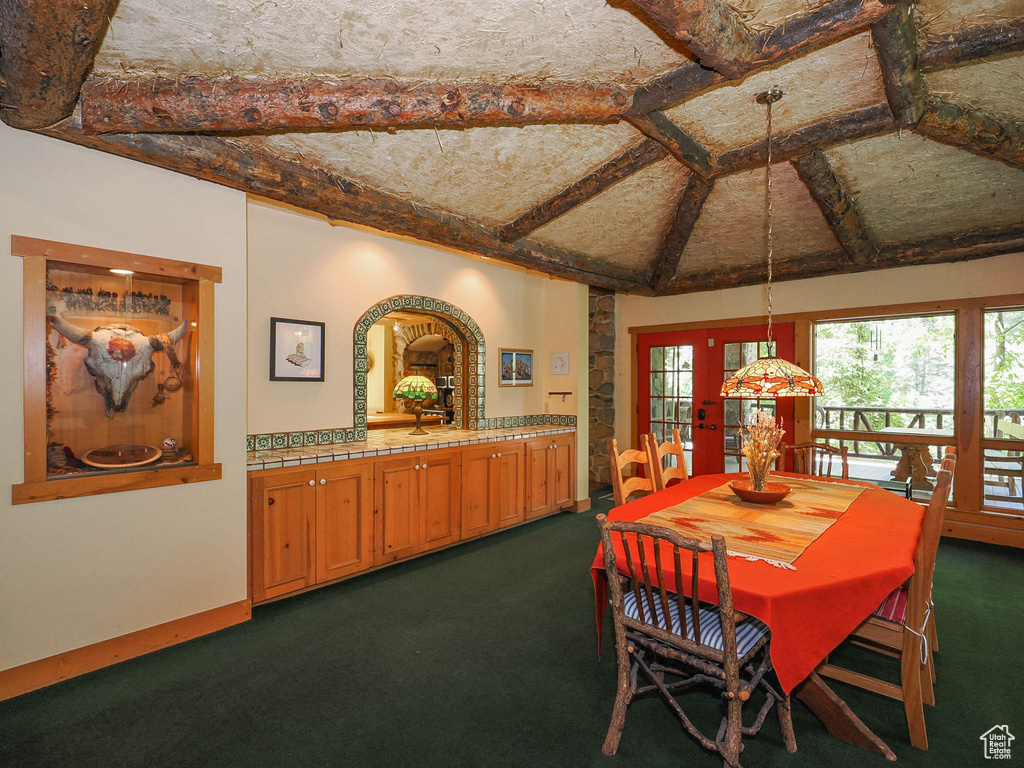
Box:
(392, 375, 439, 435)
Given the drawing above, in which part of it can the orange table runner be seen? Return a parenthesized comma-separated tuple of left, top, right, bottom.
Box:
(639, 475, 867, 568)
(591, 472, 925, 693)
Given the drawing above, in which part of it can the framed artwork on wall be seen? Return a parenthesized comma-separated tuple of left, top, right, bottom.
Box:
(270, 317, 325, 381)
(499, 348, 533, 387)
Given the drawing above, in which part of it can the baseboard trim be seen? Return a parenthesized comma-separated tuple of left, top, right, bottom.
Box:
(571, 498, 592, 513)
(0, 599, 251, 702)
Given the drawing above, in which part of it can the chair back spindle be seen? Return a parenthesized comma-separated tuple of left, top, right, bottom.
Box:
(786, 442, 849, 479)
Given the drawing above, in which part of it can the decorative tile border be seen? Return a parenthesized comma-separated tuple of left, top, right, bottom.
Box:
(354, 294, 485, 431)
(247, 414, 576, 452)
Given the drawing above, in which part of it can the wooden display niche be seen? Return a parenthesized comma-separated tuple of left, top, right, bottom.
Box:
(12, 235, 222, 504)
(248, 433, 575, 603)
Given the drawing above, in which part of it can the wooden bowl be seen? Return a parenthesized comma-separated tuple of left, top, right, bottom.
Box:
(728, 479, 792, 504)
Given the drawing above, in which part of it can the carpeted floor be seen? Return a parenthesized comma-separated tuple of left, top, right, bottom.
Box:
(1, 489, 1020, 768)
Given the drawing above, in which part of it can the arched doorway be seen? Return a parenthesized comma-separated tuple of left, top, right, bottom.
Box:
(353, 295, 485, 436)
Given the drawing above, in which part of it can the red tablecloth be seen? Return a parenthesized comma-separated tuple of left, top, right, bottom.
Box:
(591, 472, 925, 694)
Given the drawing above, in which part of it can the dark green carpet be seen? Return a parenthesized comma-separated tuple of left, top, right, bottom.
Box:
(1, 490, 1020, 767)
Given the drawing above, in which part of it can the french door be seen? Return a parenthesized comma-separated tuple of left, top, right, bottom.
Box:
(638, 324, 796, 476)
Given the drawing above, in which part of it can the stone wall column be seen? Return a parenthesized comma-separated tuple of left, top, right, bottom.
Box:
(589, 289, 615, 486)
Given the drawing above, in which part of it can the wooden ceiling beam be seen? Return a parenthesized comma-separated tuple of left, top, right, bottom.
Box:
(497, 138, 669, 242)
(39, 122, 646, 293)
(629, 0, 892, 115)
(662, 224, 1024, 294)
(625, 0, 757, 78)
(714, 102, 896, 177)
(0, 0, 117, 129)
(79, 77, 634, 134)
(870, 4, 926, 126)
(648, 175, 715, 290)
(792, 149, 878, 264)
(917, 19, 1024, 72)
(626, 112, 714, 177)
(914, 96, 1024, 171)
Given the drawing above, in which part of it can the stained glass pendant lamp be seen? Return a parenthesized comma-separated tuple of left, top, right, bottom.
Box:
(721, 88, 823, 399)
(393, 374, 439, 434)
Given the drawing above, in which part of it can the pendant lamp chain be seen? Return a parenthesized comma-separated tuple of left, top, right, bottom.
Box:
(765, 96, 775, 348)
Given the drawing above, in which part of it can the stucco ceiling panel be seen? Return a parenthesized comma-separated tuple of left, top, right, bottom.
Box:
(926, 54, 1024, 123)
(243, 121, 643, 227)
(675, 163, 841, 274)
(917, 0, 1024, 37)
(826, 132, 1024, 242)
(93, 0, 692, 83)
(663, 33, 886, 154)
(530, 157, 691, 270)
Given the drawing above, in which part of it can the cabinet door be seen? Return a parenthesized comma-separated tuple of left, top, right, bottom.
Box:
(421, 452, 461, 550)
(525, 439, 552, 519)
(375, 456, 421, 565)
(316, 463, 373, 582)
(551, 436, 575, 511)
(462, 446, 497, 538)
(496, 445, 525, 528)
(252, 470, 315, 602)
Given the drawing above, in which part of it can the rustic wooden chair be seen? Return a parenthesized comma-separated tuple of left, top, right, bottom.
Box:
(817, 451, 955, 751)
(785, 441, 849, 479)
(608, 436, 656, 507)
(597, 514, 796, 767)
(646, 428, 689, 491)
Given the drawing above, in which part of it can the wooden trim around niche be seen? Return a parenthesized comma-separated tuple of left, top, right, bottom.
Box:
(11, 235, 222, 504)
(0, 599, 250, 702)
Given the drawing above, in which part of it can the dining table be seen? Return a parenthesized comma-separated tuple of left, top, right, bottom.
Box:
(591, 471, 927, 760)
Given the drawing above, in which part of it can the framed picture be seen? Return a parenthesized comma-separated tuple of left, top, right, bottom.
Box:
(499, 348, 534, 387)
(270, 317, 325, 381)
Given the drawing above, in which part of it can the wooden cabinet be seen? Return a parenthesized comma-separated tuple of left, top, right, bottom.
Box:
(525, 434, 576, 519)
(251, 470, 315, 602)
(250, 433, 574, 603)
(374, 451, 461, 565)
(462, 444, 524, 538)
(316, 463, 373, 583)
(251, 463, 372, 601)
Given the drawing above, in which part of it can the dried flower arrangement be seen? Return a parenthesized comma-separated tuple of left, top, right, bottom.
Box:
(741, 410, 785, 491)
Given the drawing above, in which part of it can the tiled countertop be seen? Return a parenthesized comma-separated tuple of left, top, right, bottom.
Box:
(247, 425, 576, 471)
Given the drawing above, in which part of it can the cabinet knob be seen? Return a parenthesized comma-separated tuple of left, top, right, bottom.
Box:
(497, 453, 502, 458)
(320, 478, 326, 484)
(268, 497, 275, 506)
(415, 464, 421, 470)
(492, 453, 496, 459)
(308, 480, 315, 486)
(422, 463, 427, 469)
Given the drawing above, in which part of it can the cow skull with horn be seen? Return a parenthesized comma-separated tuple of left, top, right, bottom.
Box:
(48, 300, 189, 418)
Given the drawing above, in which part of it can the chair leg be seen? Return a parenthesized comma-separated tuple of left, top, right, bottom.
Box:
(720, 698, 744, 768)
(901, 645, 929, 750)
(602, 646, 636, 755)
(776, 694, 798, 753)
(920, 654, 935, 707)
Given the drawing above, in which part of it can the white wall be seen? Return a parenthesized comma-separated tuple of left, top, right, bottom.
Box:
(614, 254, 1024, 447)
(0, 124, 249, 671)
(366, 323, 386, 414)
(246, 200, 590, 499)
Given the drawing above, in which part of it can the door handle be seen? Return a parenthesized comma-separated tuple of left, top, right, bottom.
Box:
(709, 424, 717, 431)
(697, 423, 706, 429)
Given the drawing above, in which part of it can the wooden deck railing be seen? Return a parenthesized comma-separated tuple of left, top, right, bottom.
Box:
(815, 406, 1024, 460)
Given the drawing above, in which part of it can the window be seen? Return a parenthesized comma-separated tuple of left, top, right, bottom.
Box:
(983, 310, 1024, 510)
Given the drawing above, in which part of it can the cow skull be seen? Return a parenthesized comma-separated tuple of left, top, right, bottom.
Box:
(49, 302, 189, 418)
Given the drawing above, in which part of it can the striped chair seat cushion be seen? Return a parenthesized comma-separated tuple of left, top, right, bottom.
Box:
(623, 590, 769, 658)
(873, 583, 909, 624)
